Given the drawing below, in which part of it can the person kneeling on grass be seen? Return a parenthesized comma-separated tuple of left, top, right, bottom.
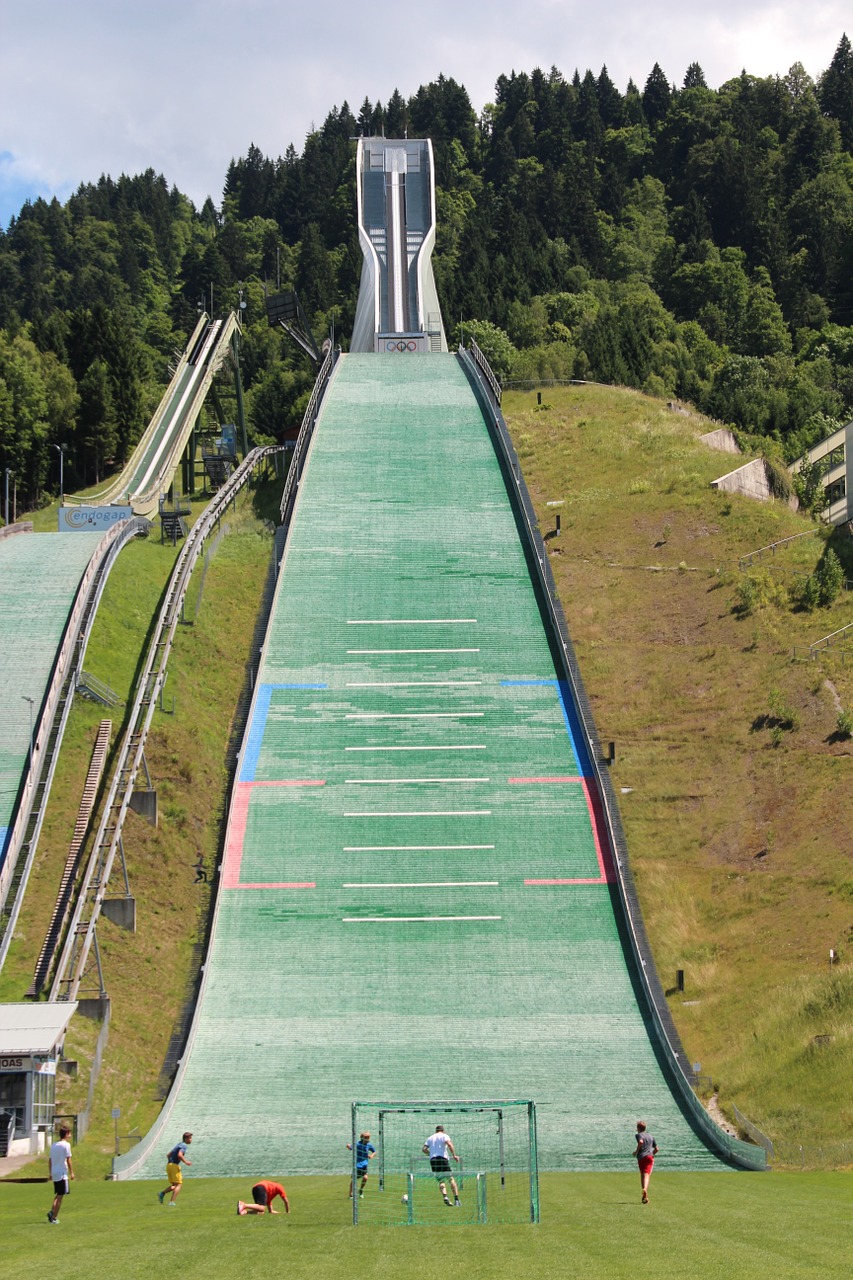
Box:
(238, 1180, 290, 1215)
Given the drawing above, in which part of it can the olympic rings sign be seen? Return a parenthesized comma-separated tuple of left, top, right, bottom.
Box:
(385, 340, 418, 352)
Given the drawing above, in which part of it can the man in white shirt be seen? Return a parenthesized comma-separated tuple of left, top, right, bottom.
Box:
(422, 1124, 461, 1207)
(48, 1126, 74, 1224)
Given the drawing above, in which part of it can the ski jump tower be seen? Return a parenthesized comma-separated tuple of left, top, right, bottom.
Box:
(351, 137, 448, 354)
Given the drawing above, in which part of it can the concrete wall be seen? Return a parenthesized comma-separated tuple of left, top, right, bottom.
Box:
(701, 428, 740, 455)
(711, 458, 773, 501)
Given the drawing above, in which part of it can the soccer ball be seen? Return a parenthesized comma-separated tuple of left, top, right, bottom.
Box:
(401, 1194, 409, 1204)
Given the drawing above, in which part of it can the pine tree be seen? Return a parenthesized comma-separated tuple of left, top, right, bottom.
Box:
(683, 62, 708, 90)
(818, 33, 853, 151)
(597, 66, 625, 128)
(642, 64, 672, 129)
(386, 88, 409, 137)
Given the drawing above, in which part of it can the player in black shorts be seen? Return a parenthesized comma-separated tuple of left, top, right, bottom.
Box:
(422, 1125, 461, 1206)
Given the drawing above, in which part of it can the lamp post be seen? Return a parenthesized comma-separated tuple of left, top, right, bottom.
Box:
(22, 695, 34, 775)
(4, 467, 10, 527)
(52, 443, 66, 505)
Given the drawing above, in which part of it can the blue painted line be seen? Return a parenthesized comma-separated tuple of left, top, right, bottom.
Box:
(501, 679, 585, 775)
(555, 680, 586, 776)
(240, 683, 327, 783)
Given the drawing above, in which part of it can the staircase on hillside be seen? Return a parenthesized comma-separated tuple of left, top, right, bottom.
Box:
(76, 670, 120, 707)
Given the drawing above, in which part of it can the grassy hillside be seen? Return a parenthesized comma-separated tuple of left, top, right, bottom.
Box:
(503, 385, 853, 1161)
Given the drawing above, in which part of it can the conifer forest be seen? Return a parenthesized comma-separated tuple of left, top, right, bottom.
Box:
(3, 38, 853, 505)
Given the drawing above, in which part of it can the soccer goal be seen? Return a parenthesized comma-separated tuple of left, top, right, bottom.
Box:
(351, 1100, 539, 1226)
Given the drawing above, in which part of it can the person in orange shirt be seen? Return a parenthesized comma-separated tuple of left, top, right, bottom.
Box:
(237, 1180, 290, 1215)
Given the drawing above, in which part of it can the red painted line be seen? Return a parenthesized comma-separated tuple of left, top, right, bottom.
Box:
(525, 878, 604, 885)
(238, 882, 316, 890)
(508, 775, 583, 784)
(519, 778, 615, 886)
(582, 778, 615, 883)
(223, 779, 325, 889)
(222, 783, 252, 889)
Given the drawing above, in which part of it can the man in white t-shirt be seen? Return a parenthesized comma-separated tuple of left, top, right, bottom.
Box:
(48, 1126, 74, 1224)
(422, 1125, 461, 1207)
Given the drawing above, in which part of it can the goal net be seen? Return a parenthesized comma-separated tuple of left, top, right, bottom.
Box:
(350, 1100, 539, 1225)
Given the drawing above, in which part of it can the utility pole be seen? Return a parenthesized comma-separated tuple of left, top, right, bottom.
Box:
(52, 442, 66, 504)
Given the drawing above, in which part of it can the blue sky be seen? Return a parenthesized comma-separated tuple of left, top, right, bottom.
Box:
(1, 0, 849, 228)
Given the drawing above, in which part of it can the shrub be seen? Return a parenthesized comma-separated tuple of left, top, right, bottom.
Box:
(800, 549, 844, 610)
(816, 548, 844, 607)
(733, 570, 789, 616)
(836, 709, 853, 738)
(764, 456, 794, 502)
(800, 573, 822, 611)
(768, 688, 799, 731)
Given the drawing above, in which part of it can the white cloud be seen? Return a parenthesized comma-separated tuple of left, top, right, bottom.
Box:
(1, 0, 849, 225)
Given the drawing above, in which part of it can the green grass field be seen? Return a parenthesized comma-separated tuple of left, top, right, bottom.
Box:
(2, 1172, 847, 1279)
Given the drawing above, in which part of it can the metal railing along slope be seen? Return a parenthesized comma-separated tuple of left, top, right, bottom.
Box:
(50, 445, 283, 1003)
(279, 346, 337, 524)
(458, 340, 765, 1171)
(738, 529, 820, 570)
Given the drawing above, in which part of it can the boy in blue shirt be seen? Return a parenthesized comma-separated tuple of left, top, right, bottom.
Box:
(346, 1131, 376, 1198)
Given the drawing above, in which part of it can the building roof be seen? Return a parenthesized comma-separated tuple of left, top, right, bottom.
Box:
(0, 1002, 78, 1056)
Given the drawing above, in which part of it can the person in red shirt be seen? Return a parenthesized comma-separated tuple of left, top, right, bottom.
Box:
(238, 1180, 290, 1215)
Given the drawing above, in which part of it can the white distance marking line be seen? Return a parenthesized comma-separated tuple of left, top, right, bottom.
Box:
(343, 915, 501, 922)
(346, 681, 482, 688)
(344, 778, 490, 784)
(343, 881, 499, 888)
(346, 648, 480, 654)
(345, 746, 486, 752)
(344, 844, 496, 851)
(343, 810, 491, 817)
(347, 619, 477, 625)
(345, 712, 484, 720)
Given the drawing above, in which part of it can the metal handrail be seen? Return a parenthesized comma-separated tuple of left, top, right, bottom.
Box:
(466, 339, 501, 405)
(810, 619, 853, 653)
(279, 346, 336, 523)
(738, 528, 820, 569)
